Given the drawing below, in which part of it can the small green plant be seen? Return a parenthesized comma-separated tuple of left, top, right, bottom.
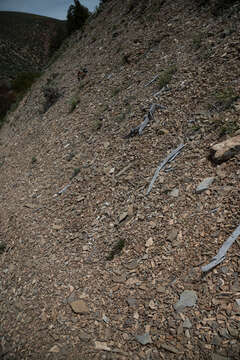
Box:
(112, 88, 121, 97)
(31, 156, 37, 164)
(192, 33, 204, 50)
(192, 125, 201, 132)
(127, 0, 138, 13)
(158, 65, 177, 90)
(219, 120, 239, 137)
(106, 238, 125, 260)
(0, 242, 6, 254)
(69, 96, 80, 113)
(210, 113, 239, 137)
(214, 87, 238, 111)
(70, 167, 80, 180)
(92, 118, 102, 131)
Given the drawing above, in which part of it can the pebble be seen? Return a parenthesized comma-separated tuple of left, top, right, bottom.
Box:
(159, 343, 179, 354)
(183, 318, 192, 329)
(196, 177, 214, 193)
(119, 212, 128, 223)
(69, 299, 89, 314)
(212, 335, 221, 346)
(174, 290, 198, 312)
(170, 188, 179, 197)
(211, 354, 231, 360)
(135, 333, 152, 345)
(127, 296, 137, 307)
(218, 328, 229, 339)
(49, 345, 60, 353)
(168, 229, 178, 242)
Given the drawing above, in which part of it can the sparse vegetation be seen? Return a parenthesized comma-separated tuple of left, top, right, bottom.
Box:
(92, 118, 103, 131)
(31, 156, 37, 164)
(106, 238, 125, 260)
(158, 65, 177, 89)
(127, 0, 139, 13)
(70, 167, 80, 180)
(112, 88, 121, 97)
(0, 12, 66, 81)
(219, 120, 239, 137)
(0, 242, 6, 254)
(69, 95, 80, 113)
(0, 72, 41, 129)
(12, 72, 41, 96)
(192, 33, 204, 50)
(195, 0, 240, 15)
(210, 113, 239, 137)
(42, 86, 61, 113)
(213, 87, 238, 111)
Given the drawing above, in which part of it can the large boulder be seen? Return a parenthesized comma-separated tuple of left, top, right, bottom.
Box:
(209, 135, 240, 164)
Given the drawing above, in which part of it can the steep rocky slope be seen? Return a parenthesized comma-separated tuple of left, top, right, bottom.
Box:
(0, 0, 240, 359)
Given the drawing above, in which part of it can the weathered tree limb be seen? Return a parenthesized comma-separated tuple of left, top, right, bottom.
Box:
(201, 224, 240, 272)
(144, 74, 159, 87)
(124, 103, 165, 138)
(153, 85, 170, 98)
(146, 144, 185, 195)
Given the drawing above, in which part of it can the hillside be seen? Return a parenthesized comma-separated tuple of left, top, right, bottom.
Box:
(0, 11, 67, 81)
(0, 0, 240, 359)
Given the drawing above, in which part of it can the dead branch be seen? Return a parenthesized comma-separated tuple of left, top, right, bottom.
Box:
(146, 143, 185, 195)
(201, 224, 240, 272)
(153, 85, 171, 99)
(144, 74, 159, 87)
(124, 103, 165, 138)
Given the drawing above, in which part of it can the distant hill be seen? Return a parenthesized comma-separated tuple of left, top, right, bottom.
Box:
(0, 11, 67, 81)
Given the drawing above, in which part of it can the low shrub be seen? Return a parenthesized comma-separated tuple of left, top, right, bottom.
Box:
(158, 65, 177, 90)
(42, 86, 61, 113)
(12, 72, 41, 95)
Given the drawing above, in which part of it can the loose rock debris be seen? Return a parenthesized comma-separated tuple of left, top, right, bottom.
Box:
(1, 0, 240, 359)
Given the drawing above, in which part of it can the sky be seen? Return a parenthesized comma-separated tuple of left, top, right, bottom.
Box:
(0, 0, 100, 20)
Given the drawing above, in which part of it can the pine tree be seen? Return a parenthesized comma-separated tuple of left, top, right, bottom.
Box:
(67, 0, 90, 35)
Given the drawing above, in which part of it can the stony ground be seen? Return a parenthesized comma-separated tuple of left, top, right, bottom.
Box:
(0, 0, 240, 359)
